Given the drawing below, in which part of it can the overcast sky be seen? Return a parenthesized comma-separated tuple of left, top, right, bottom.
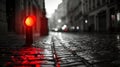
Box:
(45, 0, 62, 18)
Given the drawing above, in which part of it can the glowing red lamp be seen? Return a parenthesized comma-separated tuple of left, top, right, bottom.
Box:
(25, 16, 36, 27)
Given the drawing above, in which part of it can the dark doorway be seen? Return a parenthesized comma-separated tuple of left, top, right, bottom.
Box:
(98, 11, 107, 32)
(6, 0, 15, 32)
(89, 15, 95, 32)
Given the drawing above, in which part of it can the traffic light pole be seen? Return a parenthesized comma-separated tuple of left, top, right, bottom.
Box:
(25, 26, 33, 45)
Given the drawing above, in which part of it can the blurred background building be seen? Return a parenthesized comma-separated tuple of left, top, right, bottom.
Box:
(49, 0, 120, 32)
(49, 0, 84, 32)
(67, 0, 83, 32)
(83, 0, 120, 32)
(49, 0, 68, 31)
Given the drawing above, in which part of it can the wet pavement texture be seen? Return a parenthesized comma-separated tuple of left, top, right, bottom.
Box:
(0, 36, 55, 67)
(51, 32, 120, 67)
(0, 32, 120, 67)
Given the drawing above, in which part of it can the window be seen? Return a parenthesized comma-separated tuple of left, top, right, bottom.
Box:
(110, 0, 114, 3)
(102, 0, 105, 4)
(89, 0, 91, 11)
(97, 0, 100, 6)
(93, 0, 95, 8)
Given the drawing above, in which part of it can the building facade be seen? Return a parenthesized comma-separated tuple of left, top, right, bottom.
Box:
(0, 0, 7, 34)
(50, 0, 83, 31)
(0, 0, 48, 38)
(50, 0, 120, 32)
(50, 0, 85, 32)
(60, 0, 120, 32)
(66, 0, 85, 31)
(83, 0, 120, 32)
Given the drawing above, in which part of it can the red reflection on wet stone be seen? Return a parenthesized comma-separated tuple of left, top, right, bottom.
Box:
(36, 64, 40, 67)
(53, 52, 61, 67)
(10, 47, 44, 67)
(5, 62, 12, 67)
(57, 63, 60, 67)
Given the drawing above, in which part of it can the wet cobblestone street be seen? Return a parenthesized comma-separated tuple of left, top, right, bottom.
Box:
(52, 32, 120, 67)
(0, 32, 120, 67)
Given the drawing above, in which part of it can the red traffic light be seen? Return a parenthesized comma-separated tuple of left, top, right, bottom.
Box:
(25, 16, 36, 27)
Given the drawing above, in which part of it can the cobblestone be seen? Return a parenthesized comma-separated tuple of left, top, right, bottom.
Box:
(51, 32, 120, 67)
(1, 32, 120, 67)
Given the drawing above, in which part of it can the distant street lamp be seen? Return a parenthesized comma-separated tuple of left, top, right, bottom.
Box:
(85, 20, 88, 23)
(76, 26, 80, 30)
(117, 12, 120, 21)
(62, 25, 67, 30)
(58, 19, 62, 23)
